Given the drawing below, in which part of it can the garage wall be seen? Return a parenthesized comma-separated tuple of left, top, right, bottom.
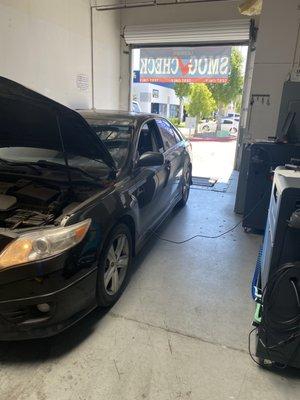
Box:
(247, 0, 300, 140)
(0, 1, 121, 111)
(0, 0, 93, 109)
(119, 0, 249, 110)
(93, 9, 121, 110)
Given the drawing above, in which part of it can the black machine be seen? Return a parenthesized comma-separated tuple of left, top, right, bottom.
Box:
(237, 142, 300, 232)
(252, 165, 300, 368)
(235, 81, 300, 232)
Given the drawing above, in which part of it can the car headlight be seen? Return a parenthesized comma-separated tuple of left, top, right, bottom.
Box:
(0, 219, 91, 270)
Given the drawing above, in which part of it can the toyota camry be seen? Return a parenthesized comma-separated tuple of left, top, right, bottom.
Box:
(0, 77, 192, 339)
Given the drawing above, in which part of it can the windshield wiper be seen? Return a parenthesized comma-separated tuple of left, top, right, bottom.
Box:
(0, 158, 42, 174)
(34, 160, 104, 185)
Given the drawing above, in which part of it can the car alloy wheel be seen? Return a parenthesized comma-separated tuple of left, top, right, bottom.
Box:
(178, 166, 191, 207)
(183, 168, 191, 200)
(104, 234, 129, 295)
(97, 223, 132, 307)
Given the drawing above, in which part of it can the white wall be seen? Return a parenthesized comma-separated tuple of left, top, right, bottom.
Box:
(0, 0, 92, 109)
(0, 1, 121, 111)
(132, 82, 180, 114)
(93, 9, 121, 109)
(119, 0, 250, 110)
(247, 0, 300, 140)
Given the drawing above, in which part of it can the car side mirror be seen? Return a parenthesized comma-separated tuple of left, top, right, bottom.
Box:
(136, 151, 164, 167)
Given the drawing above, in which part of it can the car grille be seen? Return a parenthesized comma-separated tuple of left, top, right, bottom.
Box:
(0, 307, 30, 324)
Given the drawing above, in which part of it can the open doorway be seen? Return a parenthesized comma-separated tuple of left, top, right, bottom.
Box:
(130, 45, 248, 189)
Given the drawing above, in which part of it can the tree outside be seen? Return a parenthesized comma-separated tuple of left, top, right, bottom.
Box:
(207, 48, 244, 129)
(186, 83, 216, 127)
(174, 83, 191, 122)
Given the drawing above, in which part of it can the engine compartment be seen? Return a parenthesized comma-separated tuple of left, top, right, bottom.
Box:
(0, 176, 99, 229)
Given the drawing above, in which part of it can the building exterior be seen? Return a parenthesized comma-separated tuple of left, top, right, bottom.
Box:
(132, 82, 180, 118)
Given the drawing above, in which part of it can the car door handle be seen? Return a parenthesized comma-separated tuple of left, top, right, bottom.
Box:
(163, 160, 172, 188)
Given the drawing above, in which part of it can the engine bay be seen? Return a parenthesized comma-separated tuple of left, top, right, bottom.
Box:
(0, 176, 98, 229)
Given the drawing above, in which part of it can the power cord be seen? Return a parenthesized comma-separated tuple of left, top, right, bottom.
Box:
(152, 190, 268, 244)
(153, 144, 276, 245)
(249, 263, 300, 367)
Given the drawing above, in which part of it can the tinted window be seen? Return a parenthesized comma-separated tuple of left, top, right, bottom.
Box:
(138, 120, 164, 156)
(87, 118, 133, 168)
(156, 119, 180, 150)
(222, 119, 233, 125)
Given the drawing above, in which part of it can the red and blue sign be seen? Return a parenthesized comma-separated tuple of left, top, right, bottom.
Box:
(139, 46, 231, 83)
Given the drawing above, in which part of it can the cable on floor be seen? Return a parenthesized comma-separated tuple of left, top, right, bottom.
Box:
(152, 190, 268, 244)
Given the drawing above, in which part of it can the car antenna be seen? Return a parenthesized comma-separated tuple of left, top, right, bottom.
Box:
(56, 113, 73, 189)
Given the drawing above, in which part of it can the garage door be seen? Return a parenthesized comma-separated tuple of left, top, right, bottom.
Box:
(123, 19, 251, 46)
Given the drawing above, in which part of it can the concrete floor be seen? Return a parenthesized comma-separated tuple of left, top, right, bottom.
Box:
(0, 175, 299, 400)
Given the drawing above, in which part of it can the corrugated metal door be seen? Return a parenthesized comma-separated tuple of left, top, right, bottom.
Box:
(123, 19, 251, 46)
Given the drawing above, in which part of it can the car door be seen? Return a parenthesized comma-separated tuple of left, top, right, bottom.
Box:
(221, 118, 233, 132)
(131, 119, 169, 234)
(156, 118, 186, 205)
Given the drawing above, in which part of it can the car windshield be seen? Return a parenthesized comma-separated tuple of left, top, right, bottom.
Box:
(86, 117, 134, 169)
(0, 147, 109, 178)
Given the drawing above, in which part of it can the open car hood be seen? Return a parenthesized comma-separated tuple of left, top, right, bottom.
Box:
(0, 76, 116, 170)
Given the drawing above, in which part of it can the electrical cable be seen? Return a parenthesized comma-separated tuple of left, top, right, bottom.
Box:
(153, 145, 274, 245)
(152, 189, 268, 244)
(249, 263, 300, 367)
(262, 264, 300, 331)
(248, 327, 265, 367)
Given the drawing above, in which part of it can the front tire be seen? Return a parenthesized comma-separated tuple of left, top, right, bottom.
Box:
(96, 224, 132, 307)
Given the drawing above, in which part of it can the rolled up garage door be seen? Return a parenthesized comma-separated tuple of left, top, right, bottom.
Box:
(123, 19, 251, 46)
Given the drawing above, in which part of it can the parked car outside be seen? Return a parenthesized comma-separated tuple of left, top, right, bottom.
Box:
(199, 118, 239, 134)
(0, 77, 192, 339)
(199, 120, 216, 132)
(220, 118, 239, 134)
(226, 112, 240, 120)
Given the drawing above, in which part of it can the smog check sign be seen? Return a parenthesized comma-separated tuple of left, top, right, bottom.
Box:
(139, 46, 231, 83)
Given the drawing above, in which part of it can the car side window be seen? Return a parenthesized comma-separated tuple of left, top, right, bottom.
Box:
(137, 120, 164, 157)
(156, 119, 180, 150)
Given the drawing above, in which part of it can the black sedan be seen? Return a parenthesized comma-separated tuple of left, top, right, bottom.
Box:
(0, 77, 192, 339)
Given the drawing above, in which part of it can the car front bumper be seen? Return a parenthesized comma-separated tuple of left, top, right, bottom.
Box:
(0, 268, 98, 340)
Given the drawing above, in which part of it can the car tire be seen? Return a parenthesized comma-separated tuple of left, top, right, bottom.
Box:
(230, 127, 237, 134)
(203, 125, 210, 132)
(177, 165, 192, 208)
(96, 223, 133, 307)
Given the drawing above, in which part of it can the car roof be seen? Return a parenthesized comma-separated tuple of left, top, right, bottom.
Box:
(77, 109, 160, 123)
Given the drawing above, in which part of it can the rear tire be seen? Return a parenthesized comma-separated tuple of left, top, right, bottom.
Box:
(177, 165, 192, 208)
(96, 224, 132, 307)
